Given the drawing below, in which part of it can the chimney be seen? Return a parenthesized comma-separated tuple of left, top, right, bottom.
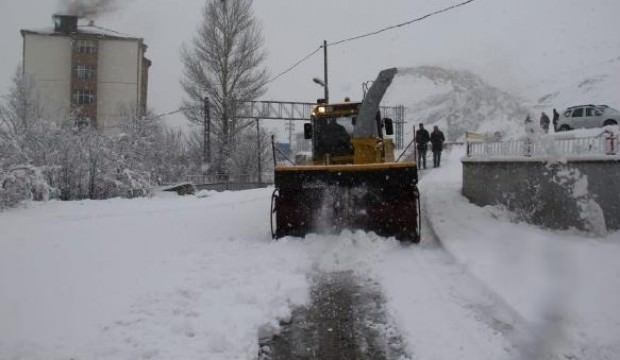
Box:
(52, 14, 78, 34)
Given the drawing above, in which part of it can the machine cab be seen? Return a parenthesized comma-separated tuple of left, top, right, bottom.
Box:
(304, 101, 395, 165)
(306, 102, 359, 164)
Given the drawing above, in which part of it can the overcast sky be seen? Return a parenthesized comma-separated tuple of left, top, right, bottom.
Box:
(1, 0, 619, 134)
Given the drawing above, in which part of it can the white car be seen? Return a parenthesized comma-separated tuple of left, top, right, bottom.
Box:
(556, 104, 620, 131)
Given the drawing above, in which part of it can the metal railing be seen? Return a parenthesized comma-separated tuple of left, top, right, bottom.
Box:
(466, 131, 619, 158)
(183, 172, 274, 185)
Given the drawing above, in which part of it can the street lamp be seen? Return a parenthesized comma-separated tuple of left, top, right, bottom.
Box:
(312, 40, 329, 103)
(362, 80, 374, 99)
(313, 77, 325, 87)
(313, 77, 328, 103)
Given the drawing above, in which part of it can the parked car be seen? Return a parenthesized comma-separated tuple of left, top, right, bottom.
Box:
(556, 104, 620, 131)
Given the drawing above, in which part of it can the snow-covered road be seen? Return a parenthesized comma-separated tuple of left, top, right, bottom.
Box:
(260, 231, 530, 359)
(0, 188, 520, 359)
(1, 146, 619, 359)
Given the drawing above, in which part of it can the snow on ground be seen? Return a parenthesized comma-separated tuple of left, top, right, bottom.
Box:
(1, 146, 619, 359)
(0, 191, 311, 359)
(422, 146, 620, 359)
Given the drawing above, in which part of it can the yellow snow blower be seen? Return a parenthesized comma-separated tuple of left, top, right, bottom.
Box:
(271, 68, 420, 242)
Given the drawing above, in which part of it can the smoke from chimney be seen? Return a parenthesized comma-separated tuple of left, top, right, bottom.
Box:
(60, 0, 120, 18)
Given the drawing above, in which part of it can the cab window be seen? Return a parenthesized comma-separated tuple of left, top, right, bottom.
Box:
(314, 117, 353, 157)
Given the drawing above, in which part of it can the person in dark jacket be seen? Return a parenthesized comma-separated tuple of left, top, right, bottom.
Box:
(320, 118, 351, 156)
(540, 112, 550, 133)
(415, 123, 430, 169)
(552, 108, 560, 131)
(430, 125, 446, 168)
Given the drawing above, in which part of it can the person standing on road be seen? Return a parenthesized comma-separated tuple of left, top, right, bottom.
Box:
(552, 108, 560, 131)
(415, 123, 430, 169)
(540, 112, 550, 133)
(430, 125, 446, 168)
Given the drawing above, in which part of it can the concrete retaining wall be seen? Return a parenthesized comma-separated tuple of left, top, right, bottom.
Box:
(462, 158, 620, 233)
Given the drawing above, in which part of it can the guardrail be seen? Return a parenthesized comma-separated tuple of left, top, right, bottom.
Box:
(183, 173, 274, 185)
(466, 131, 619, 158)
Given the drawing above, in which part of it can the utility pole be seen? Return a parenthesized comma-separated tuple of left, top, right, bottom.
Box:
(285, 120, 294, 155)
(203, 97, 211, 165)
(256, 118, 262, 185)
(323, 39, 329, 103)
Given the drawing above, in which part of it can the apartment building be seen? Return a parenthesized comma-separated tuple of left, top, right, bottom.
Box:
(21, 14, 150, 134)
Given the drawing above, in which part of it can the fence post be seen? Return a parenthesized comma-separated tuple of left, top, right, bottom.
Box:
(605, 131, 617, 155)
(524, 138, 532, 157)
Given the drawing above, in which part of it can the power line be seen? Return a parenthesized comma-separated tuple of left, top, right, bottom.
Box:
(265, 0, 480, 85)
(266, 46, 323, 84)
(330, 0, 480, 47)
(151, 107, 187, 120)
(155, 0, 481, 119)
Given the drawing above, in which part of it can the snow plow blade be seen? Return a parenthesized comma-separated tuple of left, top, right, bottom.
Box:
(271, 162, 419, 242)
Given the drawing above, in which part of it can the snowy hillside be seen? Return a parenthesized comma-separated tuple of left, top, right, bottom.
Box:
(528, 56, 620, 111)
(385, 66, 530, 141)
(382, 56, 620, 142)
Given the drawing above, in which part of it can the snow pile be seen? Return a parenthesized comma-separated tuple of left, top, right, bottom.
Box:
(302, 230, 402, 274)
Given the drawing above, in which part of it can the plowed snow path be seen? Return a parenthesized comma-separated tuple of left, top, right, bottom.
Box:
(259, 271, 408, 360)
(257, 212, 535, 360)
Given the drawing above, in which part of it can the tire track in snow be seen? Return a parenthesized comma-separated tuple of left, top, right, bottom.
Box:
(258, 271, 408, 360)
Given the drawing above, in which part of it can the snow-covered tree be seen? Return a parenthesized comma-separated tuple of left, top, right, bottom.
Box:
(228, 125, 272, 182)
(114, 107, 193, 185)
(0, 67, 61, 207)
(148, 128, 192, 185)
(0, 65, 198, 208)
(0, 69, 159, 205)
(0, 66, 48, 166)
(180, 0, 269, 178)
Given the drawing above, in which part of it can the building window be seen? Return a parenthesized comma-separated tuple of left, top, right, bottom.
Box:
(73, 89, 95, 105)
(74, 64, 96, 80)
(74, 39, 97, 54)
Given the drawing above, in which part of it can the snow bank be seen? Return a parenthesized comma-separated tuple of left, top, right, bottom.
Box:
(422, 145, 620, 358)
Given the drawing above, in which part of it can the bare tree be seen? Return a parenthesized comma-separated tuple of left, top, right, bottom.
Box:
(0, 67, 40, 136)
(229, 125, 272, 182)
(180, 0, 269, 178)
(0, 66, 46, 165)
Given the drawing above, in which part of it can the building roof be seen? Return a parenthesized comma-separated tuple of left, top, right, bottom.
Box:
(21, 23, 143, 42)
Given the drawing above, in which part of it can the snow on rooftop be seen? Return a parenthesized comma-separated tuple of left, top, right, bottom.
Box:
(22, 23, 142, 41)
(77, 24, 140, 39)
